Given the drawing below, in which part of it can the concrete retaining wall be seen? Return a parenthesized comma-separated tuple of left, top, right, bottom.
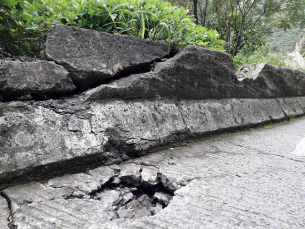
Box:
(1, 25, 305, 188)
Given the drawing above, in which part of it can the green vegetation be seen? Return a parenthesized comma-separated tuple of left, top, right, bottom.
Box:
(0, 0, 225, 57)
(2, 0, 305, 71)
(0, 0, 54, 56)
(233, 45, 287, 69)
(266, 27, 305, 53)
(234, 44, 305, 71)
(168, 0, 305, 56)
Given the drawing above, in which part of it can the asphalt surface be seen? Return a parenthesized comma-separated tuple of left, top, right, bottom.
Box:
(1, 117, 305, 229)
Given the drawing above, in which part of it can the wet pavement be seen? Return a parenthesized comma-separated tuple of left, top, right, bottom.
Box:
(1, 118, 305, 228)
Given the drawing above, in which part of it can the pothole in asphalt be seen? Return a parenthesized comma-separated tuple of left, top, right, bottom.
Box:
(3, 162, 178, 228)
(91, 164, 174, 220)
(94, 182, 173, 220)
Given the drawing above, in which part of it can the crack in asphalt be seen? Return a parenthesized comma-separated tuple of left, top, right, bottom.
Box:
(0, 192, 14, 229)
(228, 142, 305, 163)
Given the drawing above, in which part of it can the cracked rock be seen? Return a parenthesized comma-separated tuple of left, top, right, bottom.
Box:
(84, 45, 305, 101)
(46, 173, 101, 196)
(121, 192, 134, 205)
(84, 45, 238, 101)
(117, 194, 152, 219)
(46, 166, 115, 196)
(44, 25, 169, 90)
(141, 166, 159, 187)
(237, 63, 305, 97)
(153, 192, 171, 206)
(95, 188, 121, 208)
(1, 159, 176, 228)
(119, 163, 142, 186)
(0, 60, 76, 101)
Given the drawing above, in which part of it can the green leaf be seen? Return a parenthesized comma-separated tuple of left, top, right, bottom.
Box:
(22, 13, 32, 20)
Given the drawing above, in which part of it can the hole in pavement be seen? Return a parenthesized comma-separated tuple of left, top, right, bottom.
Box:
(91, 168, 174, 220)
(3, 163, 178, 227)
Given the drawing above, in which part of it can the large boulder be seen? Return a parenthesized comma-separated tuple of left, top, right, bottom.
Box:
(237, 63, 305, 97)
(44, 25, 169, 90)
(84, 45, 238, 100)
(0, 60, 76, 101)
(84, 46, 305, 101)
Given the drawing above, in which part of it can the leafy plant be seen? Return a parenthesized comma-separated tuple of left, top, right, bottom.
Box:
(168, 0, 305, 56)
(0, 0, 225, 56)
(0, 0, 55, 56)
(234, 44, 305, 71)
(43, 0, 225, 50)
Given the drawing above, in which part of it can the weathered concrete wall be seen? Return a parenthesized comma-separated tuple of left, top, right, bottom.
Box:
(1, 25, 305, 188)
(1, 97, 305, 188)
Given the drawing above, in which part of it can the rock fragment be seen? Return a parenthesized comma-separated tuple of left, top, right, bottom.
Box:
(120, 192, 134, 205)
(119, 163, 142, 186)
(44, 25, 169, 90)
(111, 177, 121, 185)
(117, 194, 152, 219)
(153, 192, 171, 206)
(238, 63, 305, 97)
(151, 202, 163, 215)
(0, 60, 76, 100)
(141, 166, 159, 187)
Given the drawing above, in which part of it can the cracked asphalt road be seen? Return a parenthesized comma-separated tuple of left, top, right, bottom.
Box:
(1, 118, 305, 229)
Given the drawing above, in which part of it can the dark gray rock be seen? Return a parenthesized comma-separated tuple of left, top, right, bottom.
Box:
(238, 63, 305, 98)
(0, 60, 76, 100)
(84, 45, 238, 100)
(84, 46, 305, 101)
(44, 25, 169, 90)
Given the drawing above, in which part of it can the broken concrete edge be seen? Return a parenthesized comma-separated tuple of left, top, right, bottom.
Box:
(1, 96, 305, 190)
(1, 161, 176, 226)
